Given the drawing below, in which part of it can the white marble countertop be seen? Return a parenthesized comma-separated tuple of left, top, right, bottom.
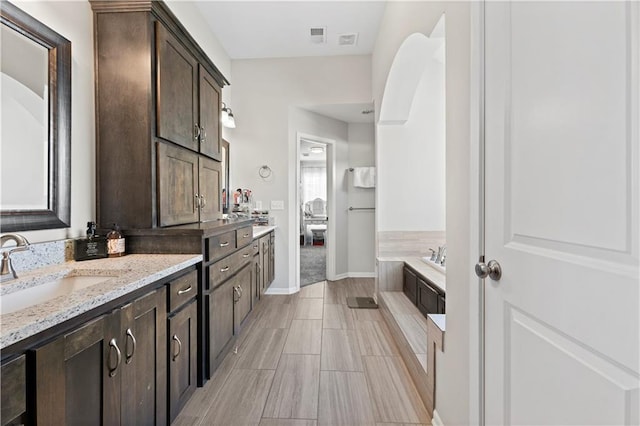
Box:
(252, 225, 276, 239)
(378, 256, 446, 293)
(0, 254, 201, 349)
(428, 313, 446, 332)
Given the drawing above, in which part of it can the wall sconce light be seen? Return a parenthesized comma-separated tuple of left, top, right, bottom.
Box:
(221, 102, 236, 128)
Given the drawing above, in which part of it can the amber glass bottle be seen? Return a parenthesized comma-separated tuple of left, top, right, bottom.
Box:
(107, 224, 125, 257)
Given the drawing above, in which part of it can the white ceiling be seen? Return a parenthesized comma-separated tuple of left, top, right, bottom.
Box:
(301, 102, 374, 124)
(300, 139, 327, 163)
(195, 1, 387, 59)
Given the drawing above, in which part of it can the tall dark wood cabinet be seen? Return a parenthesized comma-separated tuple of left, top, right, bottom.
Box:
(91, 1, 228, 230)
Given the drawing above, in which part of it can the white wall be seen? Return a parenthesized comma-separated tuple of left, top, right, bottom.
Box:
(378, 46, 446, 232)
(228, 55, 371, 293)
(373, 3, 475, 425)
(7, 1, 231, 245)
(347, 123, 375, 275)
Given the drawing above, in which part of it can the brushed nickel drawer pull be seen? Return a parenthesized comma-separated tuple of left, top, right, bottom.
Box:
(177, 285, 192, 295)
(253, 244, 258, 249)
(220, 266, 230, 272)
(243, 233, 250, 238)
(108, 338, 122, 377)
(243, 253, 250, 258)
(220, 241, 230, 247)
(125, 329, 136, 364)
(172, 335, 182, 361)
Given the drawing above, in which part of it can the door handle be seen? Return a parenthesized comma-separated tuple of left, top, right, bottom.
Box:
(475, 259, 502, 281)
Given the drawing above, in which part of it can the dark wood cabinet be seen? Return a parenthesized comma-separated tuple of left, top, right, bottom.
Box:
(158, 142, 199, 227)
(403, 267, 418, 305)
(233, 263, 253, 331)
(207, 279, 234, 372)
(33, 315, 118, 425)
(1, 355, 26, 426)
(417, 278, 439, 317)
(156, 23, 199, 152)
(403, 265, 445, 318)
(32, 287, 167, 425)
(198, 66, 221, 160)
(120, 289, 167, 425)
(168, 300, 197, 423)
(157, 143, 221, 227)
(198, 156, 222, 222)
(91, 0, 228, 229)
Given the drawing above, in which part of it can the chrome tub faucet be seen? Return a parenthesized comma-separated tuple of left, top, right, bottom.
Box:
(1, 234, 31, 280)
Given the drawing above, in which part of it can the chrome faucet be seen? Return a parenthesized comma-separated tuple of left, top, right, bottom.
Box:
(1, 234, 30, 280)
(435, 245, 446, 265)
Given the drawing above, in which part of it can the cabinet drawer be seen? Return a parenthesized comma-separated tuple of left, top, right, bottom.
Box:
(208, 230, 236, 262)
(168, 270, 198, 312)
(209, 246, 254, 290)
(1, 355, 25, 426)
(403, 267, 417, 305)
(236, 226, 253, 248)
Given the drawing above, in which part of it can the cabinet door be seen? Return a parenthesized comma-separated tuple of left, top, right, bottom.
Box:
(260, 237, 270, 295)
(198, 65, 221, 160)
(417, 279, 439, 317)
(253, 255, 261, 304)
(198, 156, 221, 222)
(1, 355, 25, 426)
(168, 300, 197, 423)
(438, 295, 446, 314)
(158, 142, 199, 227)
(269, 234, 275, 285)
(156, 24, 198, 151)
(403, 267, 417, 305)
(120, 288, 167, 426)
(33, 314, 120, 426)
(207, 279, 234, 375)
(233, 263, 253, 332)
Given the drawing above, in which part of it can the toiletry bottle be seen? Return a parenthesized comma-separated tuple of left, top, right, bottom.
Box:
(75, 221, 108, 261)
(107, 224, 125, 257)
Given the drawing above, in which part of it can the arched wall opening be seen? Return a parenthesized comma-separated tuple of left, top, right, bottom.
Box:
(376, 19, 446, 236)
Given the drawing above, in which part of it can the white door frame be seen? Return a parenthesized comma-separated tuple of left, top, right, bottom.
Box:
(294, 132, 337, 291)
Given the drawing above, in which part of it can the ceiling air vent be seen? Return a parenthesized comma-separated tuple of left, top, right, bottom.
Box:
(310, 27, 326, 44)
(338, 33, 359, 46)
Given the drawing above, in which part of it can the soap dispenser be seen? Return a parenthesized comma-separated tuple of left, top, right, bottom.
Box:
(107, 224, 125, 257)
(74, 221, 108, 261)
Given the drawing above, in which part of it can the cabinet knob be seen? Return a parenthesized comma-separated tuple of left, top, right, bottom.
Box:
(200, 195, 206, 208)
(195, 193, 201, 208)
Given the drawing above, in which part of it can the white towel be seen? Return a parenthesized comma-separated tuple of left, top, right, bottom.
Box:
(352, 167, 375, 188)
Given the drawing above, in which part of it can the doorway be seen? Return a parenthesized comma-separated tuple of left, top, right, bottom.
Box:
(298, 138, 329, 287)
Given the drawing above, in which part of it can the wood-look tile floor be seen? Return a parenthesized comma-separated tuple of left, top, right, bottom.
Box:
(174, 278, 430, 426)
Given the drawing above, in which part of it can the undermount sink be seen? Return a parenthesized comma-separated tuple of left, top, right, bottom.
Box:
(421, 257, 446, 274)
(1, 270, 124, 315)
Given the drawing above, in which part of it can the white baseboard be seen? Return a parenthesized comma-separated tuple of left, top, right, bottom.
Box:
(328, 272, 376, 281)
(349, 272, 376, 278)
(330, 273, 349, 281)
(264, 287, 297, 295)
(432, 409, 444, 426)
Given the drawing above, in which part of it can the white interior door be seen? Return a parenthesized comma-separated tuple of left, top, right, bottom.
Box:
(483, 2, 639, 424)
